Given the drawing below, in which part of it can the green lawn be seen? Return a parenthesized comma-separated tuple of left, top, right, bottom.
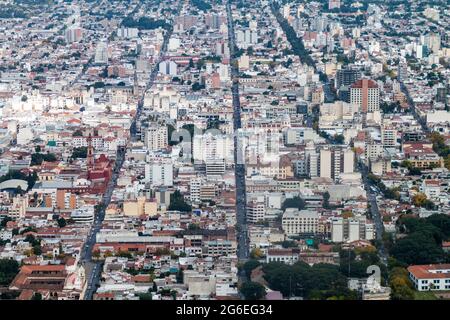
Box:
(414, 291, 438, 300)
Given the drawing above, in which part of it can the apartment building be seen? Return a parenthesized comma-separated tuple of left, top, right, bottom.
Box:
(145, 125, 168, 151)
(282, 208, 319, 236)
(381, 125, 397, 148)
(319, 146, 354, 181)
(144, 162, 173, 187)
(247, 200, 266, 224)
(331, 217, 375, 243)
(350, 79, 380, 113)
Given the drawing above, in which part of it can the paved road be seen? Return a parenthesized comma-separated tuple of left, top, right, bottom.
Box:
(226, 0, 249, 263)
(270, 1, 386, 265)
(399, 82, 428, 133)
(131, 0, 183, 139)
(82, 147, 125, 299)
(82, 1, 182, 299)
(359, 161, 388, 264)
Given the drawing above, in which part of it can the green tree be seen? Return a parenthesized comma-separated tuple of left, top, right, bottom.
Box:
(280, 240, 298, 248)
(250, 248, 264, 259)
(282, 196, 306, 211)
(191, 82, 205, 91)
(323, 192, 330, 209)
(57, 217, 67, 228)
(72, 130, 83, 137)
(391, 231, 445, 265)
(176, 269, 184, 284)
(31, 292, 42, 300)
(0, 259, 19, 285)
(71, 147, 88, 159)
(31, 152, 57, 165)
(168, 190, 191, 212)
(243, 260, 261, 279)
(389, 267, 415, 300)
(33, 245, 42, 256)
(240, 281, 266, 300)
(137, 292, 153, 300)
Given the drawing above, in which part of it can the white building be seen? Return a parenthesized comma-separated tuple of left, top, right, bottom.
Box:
(282, 208, 319, 236)
(145, 125, 168, 151)
(94, 41, 108, 64)
(117, 27, 139, 39)
(159, 60, 178, 76)
(266, 248, 300, 265)
(381, 125, 397, 148)
(331, 217, 374, 243)
(145, 162, 173, 187)
(247, 200, 266, 224)
(319, 147, 354, 181)
(408, 264, 450, 291)
(71, 206, 95, 224)
(189, 178, 202, 203)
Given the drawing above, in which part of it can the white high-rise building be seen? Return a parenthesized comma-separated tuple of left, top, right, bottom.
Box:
(159, 60, 178, 76)
(320, 148, 332, 179)
(65, 27, 83, 43)
(305, 142, 319, 178)
(238, 54, 250, 70)
(331, 217, 374, 243)
(206, 158, 225, 177)
(218, 64, 230, 81)
(420, 33, 441, 53)
(94, 41, 108, 64)
(365, 143, 384, 161)
(145, 162, 173, 187)
(145, 125, 168, 151)
(247, 200, 266, 224)
(117, 27, 139, 39)
(343, 148, 355, 173)
(381, 125, 397, 148)
(189, 178, 202, 203)
(193, 133, 233, 164)
(319, 147, 354, 181)
(168, 37, 181, 51)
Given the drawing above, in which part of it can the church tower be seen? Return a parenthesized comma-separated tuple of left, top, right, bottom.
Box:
(87, 133, 94, 169)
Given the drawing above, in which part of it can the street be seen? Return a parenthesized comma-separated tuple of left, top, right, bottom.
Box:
(359, 161, 388, 264)
(226, 0, 249, 263)
(81, 1, 183, 300)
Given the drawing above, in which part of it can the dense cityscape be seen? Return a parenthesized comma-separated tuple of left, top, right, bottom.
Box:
(0, 0, 449, 302)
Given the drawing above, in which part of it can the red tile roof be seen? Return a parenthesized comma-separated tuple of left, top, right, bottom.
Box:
(408, 264, 450, 279)
(350, 79, 378, 89)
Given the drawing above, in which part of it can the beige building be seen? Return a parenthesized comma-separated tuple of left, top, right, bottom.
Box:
(282, 208, 319, 236)
(319, 147, 354, 181)
(123, 196, 158, 216)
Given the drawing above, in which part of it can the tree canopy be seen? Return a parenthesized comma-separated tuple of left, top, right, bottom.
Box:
(0, 259, 19, 286)
(168, 190, 192, 212)
(391, 215, 450, 265)
(122, 16, 169, 30)
(240, 281, 266, 300)
(262, 261, 356, 300)
(31, 152, 57, 165)
(282, 196, 306, 211)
